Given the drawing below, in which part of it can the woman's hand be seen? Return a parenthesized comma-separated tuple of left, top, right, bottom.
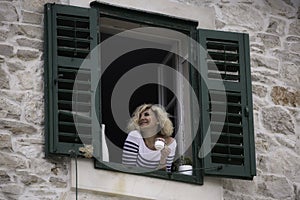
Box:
(161, 145, 171, 159)
(159, 145, 171, 168)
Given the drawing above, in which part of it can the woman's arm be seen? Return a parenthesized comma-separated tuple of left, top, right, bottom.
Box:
(122, 132, 140, 166)
(159, 138, 177, 172)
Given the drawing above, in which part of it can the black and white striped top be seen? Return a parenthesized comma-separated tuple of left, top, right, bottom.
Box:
(122, 130, 177, 172)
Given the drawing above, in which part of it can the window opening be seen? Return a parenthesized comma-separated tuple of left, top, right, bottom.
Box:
(99, 16, 192, 170)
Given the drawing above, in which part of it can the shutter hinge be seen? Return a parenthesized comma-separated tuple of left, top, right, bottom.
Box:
(244, 107, 249, 117)
(197, 145, 203, 159)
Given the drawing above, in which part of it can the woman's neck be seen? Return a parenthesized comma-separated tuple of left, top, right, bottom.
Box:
(143, 135, 156, 150)
(140, 127, 158, 138)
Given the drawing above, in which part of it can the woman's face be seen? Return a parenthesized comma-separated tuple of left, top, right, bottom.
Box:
(138, 108, 159, 131)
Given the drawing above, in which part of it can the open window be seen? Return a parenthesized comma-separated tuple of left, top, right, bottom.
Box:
(99, 16, 192, 164)
(44, 2, 256, 185)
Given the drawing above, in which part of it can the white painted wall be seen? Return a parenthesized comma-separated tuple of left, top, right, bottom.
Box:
(71, 159, 223, 200)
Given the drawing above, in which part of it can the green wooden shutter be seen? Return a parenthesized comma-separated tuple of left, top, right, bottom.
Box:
(198, 29, 256, 179)
(44, 3, 99, 156)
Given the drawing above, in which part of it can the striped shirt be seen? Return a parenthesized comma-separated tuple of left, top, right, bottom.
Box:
(122, 130, 177, 172)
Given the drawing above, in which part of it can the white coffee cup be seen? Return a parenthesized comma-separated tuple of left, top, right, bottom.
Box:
(178, 165, 193, 175)
(154, 138, 165, 150)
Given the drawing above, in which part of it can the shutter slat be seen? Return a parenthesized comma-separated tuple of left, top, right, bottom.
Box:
(57, 36, 91, 42)
(208, 51, 239, 62)
(206, 41, 239, 51)
(211, 132, 243, 139)
(58, 100, 91, 107)
(58, 89, 91, 95)
(208, 61, 239, 72)
(208, 73, 240, 82)
(211, 153, 244, 160)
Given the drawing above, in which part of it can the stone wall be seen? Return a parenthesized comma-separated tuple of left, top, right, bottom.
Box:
(0, 0, 71, 199)
(0, 0, 299, 199)
(175, 0, 300, 199)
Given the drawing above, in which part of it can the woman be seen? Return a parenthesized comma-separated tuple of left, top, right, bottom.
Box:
(122, 104, 177, 172)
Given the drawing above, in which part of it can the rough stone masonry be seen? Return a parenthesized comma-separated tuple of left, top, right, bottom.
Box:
(0, 0, 299, 199)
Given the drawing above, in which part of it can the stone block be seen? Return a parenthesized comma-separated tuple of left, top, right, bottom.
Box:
(21, 10, 42, 25)
(255, 132, 278, 154)
(0, 152, 29, 169)
(22, 91, 43, 103)
(0, 119, 37, 135)
(273, 49, 300, 65)
(279, 62, 300, 84)
(0, 170, 10, 183)
(15, 63, 43, 92)
(0, 2, 18, 22)
(24, 101, 44, 125)
(16, 171, 45, 186)
(50, 162, 68, 176)
(17, 49, 40, 61)
(253, 96, 268, 111)
(6, 60, 26, 73)
(260, 148, 300, 181)
(223, 178, 256, 195)
(0, 90, 24, 103)
(252, 84, 268, 98)
(265, 0, 296, 19)
(267, 17, 287, 36)
(286, 36, 300, 42)
(288, 42, 300, 54)
(0, 28, 9, 41)
(0, 44, 14, 57)
(223, 190, 254, 200)
(0, 67, 9, 89)
(262, 106, 295, 134)
(0, 96, 22, 119)
(14, 142, 43, 159)
(289, 19, 300, 35)
(218, 4, 265, 30)
(275, 134, 297, 149)
(30, 158, 56, 176)
(16, 71, 35, 90)
(251, 70, 278, 85)
(27, 189, 57, 197)
(250, 43, 265, 54)
(257, 33, 281, 49)
(0, 130, 12, 149)
(16, 37, 43, 50)
(1, 184, 24, 195)
(271, 86, 300, 107)
(258, 175, 295, 199)
(49, 177, 68, 188)
(17, 24, 43, 39)
(251, 53, 279, 70)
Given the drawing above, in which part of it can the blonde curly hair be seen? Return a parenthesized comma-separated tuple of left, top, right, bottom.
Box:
(127, 104, 174, 137)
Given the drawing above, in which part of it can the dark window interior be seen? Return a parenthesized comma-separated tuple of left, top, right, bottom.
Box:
(100, 32, 178, 162)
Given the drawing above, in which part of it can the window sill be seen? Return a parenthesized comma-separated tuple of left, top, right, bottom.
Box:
(71, 159, 223, 200)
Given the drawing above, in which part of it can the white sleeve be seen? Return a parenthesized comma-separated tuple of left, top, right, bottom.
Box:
(166, 139, 177, 172)
(122, 131, 141, 166)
